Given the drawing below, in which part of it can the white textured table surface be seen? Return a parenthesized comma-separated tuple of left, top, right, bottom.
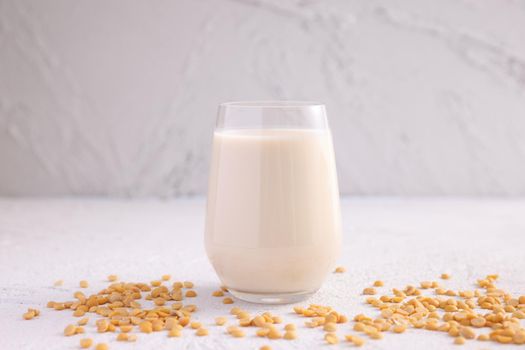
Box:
(1, 197, 524, 349)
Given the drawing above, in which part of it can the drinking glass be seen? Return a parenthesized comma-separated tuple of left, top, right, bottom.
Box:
(205, 101, 342, 304)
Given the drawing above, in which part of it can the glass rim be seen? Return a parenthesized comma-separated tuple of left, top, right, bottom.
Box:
(219, 100, 325, 109)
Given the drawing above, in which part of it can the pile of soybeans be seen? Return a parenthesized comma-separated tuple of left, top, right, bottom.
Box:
(22, 271, 525, 349)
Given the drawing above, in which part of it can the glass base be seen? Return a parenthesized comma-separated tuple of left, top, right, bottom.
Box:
(228, 288, 316, 304)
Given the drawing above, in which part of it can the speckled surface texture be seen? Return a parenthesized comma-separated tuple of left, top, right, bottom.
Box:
(1, 0, 525, 196)
(1, 197, 524, 349)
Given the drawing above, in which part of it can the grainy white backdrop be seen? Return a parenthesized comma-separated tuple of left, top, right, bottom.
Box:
(1, 0, 524, 196)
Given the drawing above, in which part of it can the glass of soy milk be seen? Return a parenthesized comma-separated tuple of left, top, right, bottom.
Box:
(205, 101, 342, 304)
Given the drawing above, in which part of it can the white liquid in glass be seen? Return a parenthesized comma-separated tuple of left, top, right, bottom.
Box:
(205, 128, 342, 295)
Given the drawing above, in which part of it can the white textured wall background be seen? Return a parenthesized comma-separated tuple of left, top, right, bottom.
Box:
(1, 0, 525, 196)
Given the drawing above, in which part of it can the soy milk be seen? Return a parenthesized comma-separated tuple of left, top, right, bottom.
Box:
(205, 129, 342, 294)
